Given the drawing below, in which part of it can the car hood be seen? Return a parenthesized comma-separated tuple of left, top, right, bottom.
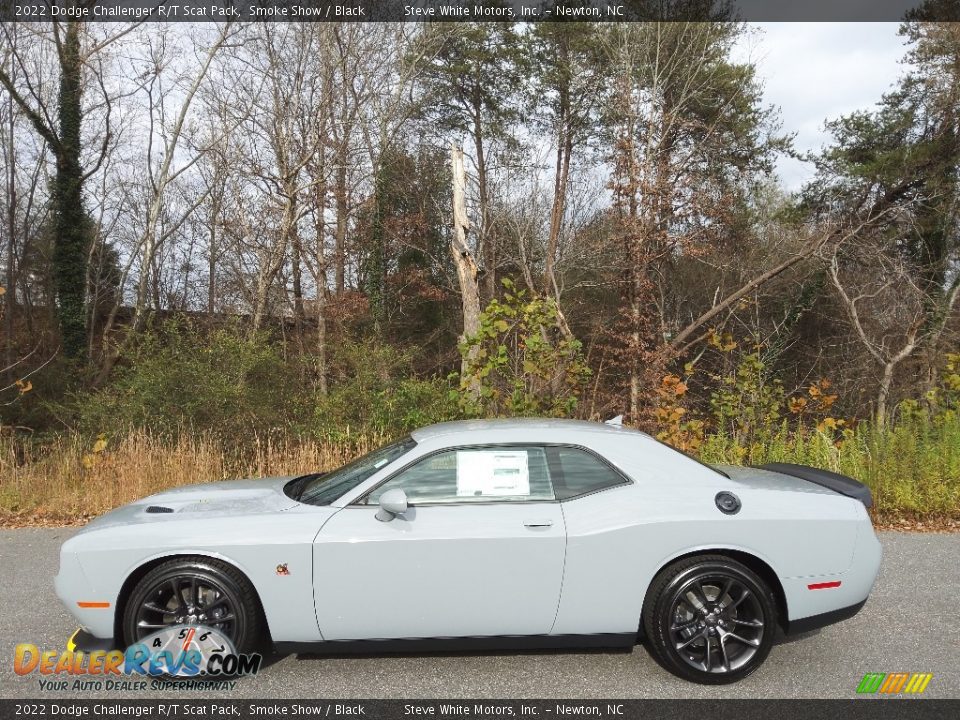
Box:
(76, 476, 301, 533)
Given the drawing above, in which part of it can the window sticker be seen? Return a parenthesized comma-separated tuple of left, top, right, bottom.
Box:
(456, 450, 530, 497)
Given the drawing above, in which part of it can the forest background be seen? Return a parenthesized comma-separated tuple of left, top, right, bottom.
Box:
(1, 11, 959, 526)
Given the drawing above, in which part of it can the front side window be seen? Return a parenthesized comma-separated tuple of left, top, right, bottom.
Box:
(291, 438, 417, 506)
(364, 446, 555, 505)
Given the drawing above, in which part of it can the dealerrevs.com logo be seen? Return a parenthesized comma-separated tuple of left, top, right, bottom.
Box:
(14, 625, 261, 691)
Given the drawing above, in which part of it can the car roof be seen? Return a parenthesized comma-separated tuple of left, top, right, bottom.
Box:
(410, 418, 651, 443)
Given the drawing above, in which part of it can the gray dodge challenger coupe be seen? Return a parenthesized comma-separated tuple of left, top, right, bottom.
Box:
(56, 418, 881, 683)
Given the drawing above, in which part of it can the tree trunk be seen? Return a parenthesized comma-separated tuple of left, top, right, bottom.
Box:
(131, 221, 156, 333)
(367, 155, 387, 325)
(207, 190, 220, 318)
(874, 332, 919, 428)
(876, 362, 895, 429)
(316, 285, 329, 396)
(251, 230, 290, 332)
(251, 191, 297, 332)
(311, 147, 329, 397)
(53, 21, 89, 359)
(450, 145, 481, 400)
(544, 85, 572, 299)
(0, 21, 96, 360)
(334, 152, 348, 294)
(629, 298, 641, 421)
(291, 226, 306, 354)
(619, 119, 643, 423)
(472, 111, 495, 302)
(4, 85, 16, 380)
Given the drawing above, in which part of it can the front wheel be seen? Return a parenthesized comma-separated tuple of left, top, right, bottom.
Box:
(122, 557, 264, 654)
(642, 555, 777, 684)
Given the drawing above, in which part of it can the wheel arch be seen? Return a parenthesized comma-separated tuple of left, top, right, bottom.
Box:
(642, 548, 789, 635)
(113, 552, 271, 645)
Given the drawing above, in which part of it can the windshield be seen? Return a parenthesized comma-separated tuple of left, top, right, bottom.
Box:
(289, 437, 417, 506)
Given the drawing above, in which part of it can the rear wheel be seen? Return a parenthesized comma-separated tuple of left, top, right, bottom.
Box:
(642, 555, 776, 684)
(122, 557, 263, 653)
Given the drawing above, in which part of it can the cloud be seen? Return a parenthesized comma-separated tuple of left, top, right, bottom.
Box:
(736, 23, 909, 189)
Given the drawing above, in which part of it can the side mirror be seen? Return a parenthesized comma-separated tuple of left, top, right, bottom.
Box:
(375, 488, 408, 522)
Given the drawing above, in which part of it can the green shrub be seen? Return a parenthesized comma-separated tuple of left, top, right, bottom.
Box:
(709, 350, 786, 448)
(312, 338, 460, 438)
(458, 279, 591, 418)
(74, 319, 308, 438)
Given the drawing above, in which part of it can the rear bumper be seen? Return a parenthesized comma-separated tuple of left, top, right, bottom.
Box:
(785, 599, 866, 635)
(782, 512, 881, 630)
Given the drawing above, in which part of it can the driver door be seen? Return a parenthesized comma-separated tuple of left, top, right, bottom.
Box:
(312, 445, 566, 641)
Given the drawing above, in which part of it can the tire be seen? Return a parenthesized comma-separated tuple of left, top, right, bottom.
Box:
(122, 557, 264, 654)
(642, 555, 777, 684)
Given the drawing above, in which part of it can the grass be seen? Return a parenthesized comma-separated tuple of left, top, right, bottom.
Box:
(1, 412, 958, 526)
(0, 430, 381, 524)
(698, 411, 960, 520)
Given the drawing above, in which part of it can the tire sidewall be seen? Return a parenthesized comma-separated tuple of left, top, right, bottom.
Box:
(650, 559, 777, 684)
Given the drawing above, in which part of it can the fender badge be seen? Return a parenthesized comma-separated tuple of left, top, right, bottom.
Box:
(276, 563, 290, 576)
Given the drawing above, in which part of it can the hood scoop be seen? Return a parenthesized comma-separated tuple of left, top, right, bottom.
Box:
(145, 505, 175, 514)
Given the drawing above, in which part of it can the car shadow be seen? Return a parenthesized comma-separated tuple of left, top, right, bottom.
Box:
(288, 646, 634, 662)
(774, 627, 821, 645)
(254, 651, 290, 671)
(257, 631, 816, 673)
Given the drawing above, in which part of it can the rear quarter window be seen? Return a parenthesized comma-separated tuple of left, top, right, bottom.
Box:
(552, 447, 630, 500)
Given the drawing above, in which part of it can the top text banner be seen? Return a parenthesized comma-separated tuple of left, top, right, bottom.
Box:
(1, 0, 955, 23)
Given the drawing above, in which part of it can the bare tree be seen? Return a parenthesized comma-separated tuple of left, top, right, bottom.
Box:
(222, 25, 327, 332)
(529, 24, 604, 308)
(829, 232, 960, 425)
(450, 144, 481, 398)
(0, 19, 140, 358)
(130, 23, 234, 330)
(602, 22, 786, 420)
(92, 23, 234, 381)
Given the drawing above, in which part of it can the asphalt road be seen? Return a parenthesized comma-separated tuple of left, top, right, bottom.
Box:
(0, 529, 956, 699)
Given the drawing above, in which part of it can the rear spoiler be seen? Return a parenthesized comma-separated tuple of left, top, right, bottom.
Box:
(758, 462, 873, 508)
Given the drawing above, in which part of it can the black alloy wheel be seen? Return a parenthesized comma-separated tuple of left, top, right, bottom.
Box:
(643, 555, 777, 684)
(122, 557, 263, 653)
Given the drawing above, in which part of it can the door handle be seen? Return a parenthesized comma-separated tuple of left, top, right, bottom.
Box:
(523, 519, 553, 528)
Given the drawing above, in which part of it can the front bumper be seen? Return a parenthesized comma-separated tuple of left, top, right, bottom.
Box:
(67, 628, 119, 653)
(55, 549, 116, 639)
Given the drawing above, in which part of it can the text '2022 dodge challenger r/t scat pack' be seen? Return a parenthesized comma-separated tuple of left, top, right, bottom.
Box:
(55, 418, 881, 684)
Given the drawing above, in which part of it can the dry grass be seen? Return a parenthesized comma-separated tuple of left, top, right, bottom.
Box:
(0, 430, 380, 525)
(699, 412, 960, 520)
(2, 420, 958, 528)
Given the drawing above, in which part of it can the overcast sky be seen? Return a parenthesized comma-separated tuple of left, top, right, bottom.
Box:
(737, 22, 911, 190)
